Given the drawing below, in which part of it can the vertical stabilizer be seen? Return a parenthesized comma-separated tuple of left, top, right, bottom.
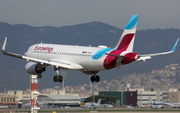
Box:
(149, 97, 153, 104)
(166, 99, 170, 103)
(97, 99, 101, 104)
(114, 15, 138, 52)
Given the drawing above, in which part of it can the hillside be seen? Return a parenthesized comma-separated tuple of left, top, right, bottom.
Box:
(0, 22, 180, 92)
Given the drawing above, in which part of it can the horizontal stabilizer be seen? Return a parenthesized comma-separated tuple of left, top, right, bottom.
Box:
(105, 53, 127, 58)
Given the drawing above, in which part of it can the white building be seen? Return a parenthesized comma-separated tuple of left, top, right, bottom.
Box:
(137, 90, 163, 105)
(38, 95, 80, 107)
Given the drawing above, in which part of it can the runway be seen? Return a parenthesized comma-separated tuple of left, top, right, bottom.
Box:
(1, 107, 180, 113)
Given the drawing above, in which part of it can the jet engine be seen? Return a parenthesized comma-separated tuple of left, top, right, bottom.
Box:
(25, 62, 46, 75)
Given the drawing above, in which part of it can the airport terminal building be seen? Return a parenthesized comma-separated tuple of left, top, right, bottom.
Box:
(1, 89, 180, 108)
(38, 95, 80, 107)
(99, 91, 137, 106)
(0, 90, 80, 108)
(98, 89, 180, 107)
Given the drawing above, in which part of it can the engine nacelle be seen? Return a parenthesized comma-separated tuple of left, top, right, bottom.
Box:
(25, 62, 45, 75)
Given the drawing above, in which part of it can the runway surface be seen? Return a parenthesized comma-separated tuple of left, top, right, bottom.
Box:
(1, 107, 180, 113)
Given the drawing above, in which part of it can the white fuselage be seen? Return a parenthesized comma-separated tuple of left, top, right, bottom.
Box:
(25, 43, 123, 71)
(83, 103, 100, 109)
(173, 103, 180, 108)
(149, 105, 164, 109)
(148, 101, 174, 108)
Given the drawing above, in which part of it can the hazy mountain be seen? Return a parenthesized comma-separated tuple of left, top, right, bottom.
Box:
(0, 22, 180, 92)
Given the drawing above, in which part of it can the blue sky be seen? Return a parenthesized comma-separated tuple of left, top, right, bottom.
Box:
(0, 0, 180, 30)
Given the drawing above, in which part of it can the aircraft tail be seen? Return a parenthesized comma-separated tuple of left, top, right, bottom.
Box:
(97, 99, 102, 104)
(149, 97, 153, 104)
(167, 99, 170, 103)
(114, 15, 138, 52)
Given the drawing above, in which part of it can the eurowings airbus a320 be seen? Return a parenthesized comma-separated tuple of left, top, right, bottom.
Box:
(1, 15, 179, 83)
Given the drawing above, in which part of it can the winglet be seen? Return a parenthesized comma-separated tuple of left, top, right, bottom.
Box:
(1, 37, 22, 59)
(1, 37, 7, 52)
(170, 38, 179, 52)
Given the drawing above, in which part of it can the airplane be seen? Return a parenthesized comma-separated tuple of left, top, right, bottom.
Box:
(101, 104, 113, 108)
(24, 102, 46, 108)
(82, 99, 101, 109)
(126, 105, 134, 108)
(149, 105, 164, 109)
(1, 15, 179, 83)
(167, 99, 180, 108)
(148, 97, 174, 109)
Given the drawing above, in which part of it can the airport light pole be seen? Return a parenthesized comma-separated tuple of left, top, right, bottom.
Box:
(13, 66, 17, 108)
(62, 78, 64, 90)
(90, 78, 92, 94)
(89, 76, 95, 103)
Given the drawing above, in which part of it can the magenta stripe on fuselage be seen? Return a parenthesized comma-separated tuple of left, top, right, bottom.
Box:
(103, 33, 135, 69)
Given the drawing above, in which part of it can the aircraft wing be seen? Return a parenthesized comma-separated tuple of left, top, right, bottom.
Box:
(137, 39, 179, 61)
(1, 37, 23, 59)
(23, 56, 83, 70)
(1, 37, 83, 70)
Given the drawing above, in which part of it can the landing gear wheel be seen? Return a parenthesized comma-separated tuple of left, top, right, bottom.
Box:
(53, 75, 63, 82)
(58, 76, 63, 82)
(90, 76, 95, 82)
(95, 75, 100, 82)
(53, 75, 59, 82)
(90, 75, 100, 82)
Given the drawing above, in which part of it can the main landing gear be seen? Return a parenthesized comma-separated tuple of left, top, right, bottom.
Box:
(53, 66, 63, 82)
(53, 75, 63, 82)
(90, 75, 100, 82)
